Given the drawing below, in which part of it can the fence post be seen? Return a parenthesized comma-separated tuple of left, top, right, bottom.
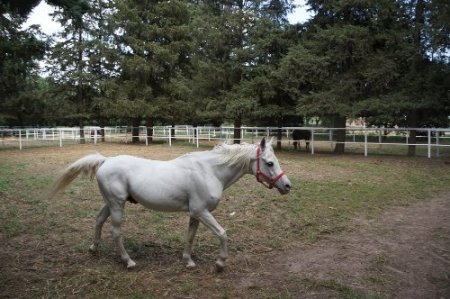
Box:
(251, 127, 255, 144)
(364, 131, 368, 157)
(145, 126, 148, 146)
(19, 129, 23, 150)
(436, 130, 440, 157)
(378, 130, 382, 148)
(168, 126, 172, 146)
(59, 129, 63, 147)
(329, 129, 333, 152)
(196, 127, 199, 148)
(427, 128, 431, 158)
(311, 129, 315, 155)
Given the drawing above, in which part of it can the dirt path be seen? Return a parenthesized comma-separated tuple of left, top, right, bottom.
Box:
(236, 194, 450, 298)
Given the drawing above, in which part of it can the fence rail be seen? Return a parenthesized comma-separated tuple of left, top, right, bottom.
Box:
(1, 126, 450, 158)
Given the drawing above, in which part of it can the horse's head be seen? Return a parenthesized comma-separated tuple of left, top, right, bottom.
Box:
(253, 137, 292, 194)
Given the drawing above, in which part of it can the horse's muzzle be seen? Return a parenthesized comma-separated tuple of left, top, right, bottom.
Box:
(276, 178, 292, 194)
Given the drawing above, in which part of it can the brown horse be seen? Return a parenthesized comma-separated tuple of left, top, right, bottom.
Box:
(292, 129, 311, 151)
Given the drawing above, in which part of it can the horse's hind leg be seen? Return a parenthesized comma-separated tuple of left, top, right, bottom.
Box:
(110, 208, 136, 269)
(89, 204, 110, 253)
(182, 217, 199, 268)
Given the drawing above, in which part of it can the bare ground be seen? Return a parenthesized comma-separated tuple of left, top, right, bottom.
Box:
(235, 193, 450, 298)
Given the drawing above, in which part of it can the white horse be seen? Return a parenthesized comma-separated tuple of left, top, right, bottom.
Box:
(49, 138, 291, 271)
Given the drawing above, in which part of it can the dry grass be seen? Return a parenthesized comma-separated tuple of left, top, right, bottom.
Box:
(1, 143, 450, 298)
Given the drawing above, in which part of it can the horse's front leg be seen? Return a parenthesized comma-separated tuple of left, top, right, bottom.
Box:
(197, 210, 228, 272)
(182, 217, 199, 268)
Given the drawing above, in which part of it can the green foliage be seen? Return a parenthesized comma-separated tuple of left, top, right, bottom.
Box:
(0, 6, 46, 125)
(190, 1, 296, 130)
(0, 0, 40, 17)
(0, 0, 448, 146)
(274, 0, 450, 153)
(95, 0, 194, 126)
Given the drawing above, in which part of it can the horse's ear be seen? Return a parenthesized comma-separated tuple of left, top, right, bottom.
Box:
(260, 137, 266, 151)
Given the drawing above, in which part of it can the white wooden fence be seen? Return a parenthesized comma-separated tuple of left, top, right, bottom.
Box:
(1, 126, 449, 158)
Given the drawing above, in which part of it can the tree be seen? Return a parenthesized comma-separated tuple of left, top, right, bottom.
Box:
(0, 3, 45, 125)
(278, 0, 449, 154)
(399, 0, 449, 155)
(247, 7, 298, 148)
(352, 0, 450, 155)
(278, 2, 378, 152)
(190, 1, 295, 143)
(190, 1, 251, 143)
(98, 0, 193, 142)
(0, 0, 94, 17)
(46, 0, 95, 142)
(0, 0, 108, 128)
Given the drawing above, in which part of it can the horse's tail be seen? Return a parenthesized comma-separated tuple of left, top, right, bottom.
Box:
(48, 153, 107, 199)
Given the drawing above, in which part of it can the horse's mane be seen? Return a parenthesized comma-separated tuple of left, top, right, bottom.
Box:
(212, 142, 257, 167)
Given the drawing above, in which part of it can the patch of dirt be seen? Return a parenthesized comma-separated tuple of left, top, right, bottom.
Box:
(235, 194, 450, 298)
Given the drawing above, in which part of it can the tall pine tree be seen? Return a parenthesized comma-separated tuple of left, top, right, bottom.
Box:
(98, 0, 193, 142)
(278, 0, 449, 154)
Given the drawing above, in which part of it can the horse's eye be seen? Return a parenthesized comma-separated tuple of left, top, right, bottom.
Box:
(266, 161, 274, 167)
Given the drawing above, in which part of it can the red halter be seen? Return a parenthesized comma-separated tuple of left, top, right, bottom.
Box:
(255, 146, 285, 189)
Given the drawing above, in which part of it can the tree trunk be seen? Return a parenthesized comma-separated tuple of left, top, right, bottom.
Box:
(414, 0, 425, 56)
(146, 117, 153, 144)
(233, 118, 242, 144)
(408, 110, 418, 156)
(100, 126, 105, 142)
(132, 119, 140, 143)
(77, 28, 85, 145)
(171, 124, 176, 141)
(193, 124, 198, 138)
(407, 0, 424, 157)
(276, 127, 282, 150)
(79, 121, 85, 144)
(333, 115, 346, 154)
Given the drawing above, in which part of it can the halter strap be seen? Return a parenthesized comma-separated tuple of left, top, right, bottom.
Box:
(255, 146, 285, 189)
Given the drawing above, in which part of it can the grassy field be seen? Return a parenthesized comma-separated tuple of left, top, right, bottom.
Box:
(1, 143, 450, 298)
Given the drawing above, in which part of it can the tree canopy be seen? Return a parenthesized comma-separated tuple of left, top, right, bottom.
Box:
(1, 0, 449, 152)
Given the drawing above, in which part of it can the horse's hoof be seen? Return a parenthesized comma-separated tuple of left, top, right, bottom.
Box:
(88, 244, 97, 253)
(186, 260, 196, 269)
(215, 260, 226, 273)
(127, 260, 136, 269)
